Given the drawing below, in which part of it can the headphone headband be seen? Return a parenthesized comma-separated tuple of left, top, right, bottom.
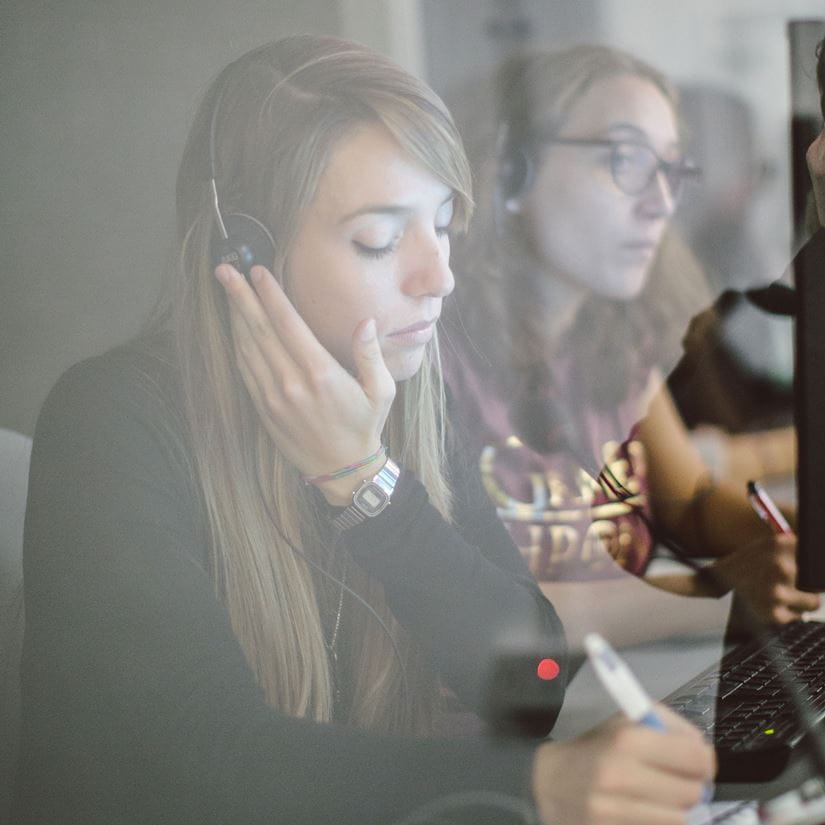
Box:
(207, 77, 277, 277)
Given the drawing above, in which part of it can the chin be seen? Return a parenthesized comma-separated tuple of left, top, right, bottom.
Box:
(385, 348, 426, 382)
(603, 268, 650, 301)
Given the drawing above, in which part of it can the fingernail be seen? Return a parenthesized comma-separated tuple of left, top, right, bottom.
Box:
(360, 319, 376, 342)
(250, 266, 263, 285)
(214, 266, 231, 286)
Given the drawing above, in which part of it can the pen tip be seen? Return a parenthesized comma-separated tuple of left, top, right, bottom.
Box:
(584, 633, 607, 656)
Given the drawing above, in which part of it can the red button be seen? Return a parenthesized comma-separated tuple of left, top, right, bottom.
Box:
(537, 658, 560, 681)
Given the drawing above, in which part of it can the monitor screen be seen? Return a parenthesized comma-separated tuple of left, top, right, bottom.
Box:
(790, 19, 825, 591)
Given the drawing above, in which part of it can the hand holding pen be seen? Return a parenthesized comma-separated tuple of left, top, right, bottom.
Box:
(744, 480, 822, 622)
(705, 481, 817, 623)
(568, 633, 716, 814)
(530, 637, 715, 825)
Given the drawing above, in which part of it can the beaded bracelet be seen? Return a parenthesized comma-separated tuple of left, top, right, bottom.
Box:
(304, 444, 387, 486)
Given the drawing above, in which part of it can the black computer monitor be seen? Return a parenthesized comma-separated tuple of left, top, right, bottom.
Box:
(794, 228, 825, 591)
(790, 19, 825, 591)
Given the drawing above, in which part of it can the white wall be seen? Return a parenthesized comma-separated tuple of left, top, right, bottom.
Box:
(0, 0, 341, 435)
(339, 0, 426, 78)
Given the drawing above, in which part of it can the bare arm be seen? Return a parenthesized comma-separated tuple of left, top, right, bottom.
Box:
(637, 384, 764, 556)
(637, 385, 820, 622)
(691, 424, 796, 491)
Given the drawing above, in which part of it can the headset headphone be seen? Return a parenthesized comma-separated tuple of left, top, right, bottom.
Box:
(495, 54, 538, 206)
(208, 83, 277, 278)
(496, 123, 534, 206)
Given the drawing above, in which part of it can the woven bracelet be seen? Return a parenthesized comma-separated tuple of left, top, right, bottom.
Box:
(304, 444, 387, 486)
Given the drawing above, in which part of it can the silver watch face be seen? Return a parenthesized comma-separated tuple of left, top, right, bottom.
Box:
(353, 481, 390, 516)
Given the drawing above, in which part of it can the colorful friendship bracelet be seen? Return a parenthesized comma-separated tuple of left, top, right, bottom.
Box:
(304, 444, 387, 486)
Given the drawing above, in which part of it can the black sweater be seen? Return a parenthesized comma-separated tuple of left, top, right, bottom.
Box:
(13, 341, 567, 825)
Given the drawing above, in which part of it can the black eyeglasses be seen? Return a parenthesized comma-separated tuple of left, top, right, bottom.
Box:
(542, 138, 701, 200)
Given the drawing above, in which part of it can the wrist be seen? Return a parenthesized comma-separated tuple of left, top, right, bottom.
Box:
(315, 453, 390, 506)
(328, 456, 401, 532)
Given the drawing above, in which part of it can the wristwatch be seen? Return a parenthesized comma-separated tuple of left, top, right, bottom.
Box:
(331, 457, 400, 532)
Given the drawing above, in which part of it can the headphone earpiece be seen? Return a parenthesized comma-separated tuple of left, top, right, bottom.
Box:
(212, 212, 277, 277)
(497, 141, 534, 203)
(494, 54, 537, 208)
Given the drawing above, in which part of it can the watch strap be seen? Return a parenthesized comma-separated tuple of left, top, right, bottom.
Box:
(331, 457, 400, 532)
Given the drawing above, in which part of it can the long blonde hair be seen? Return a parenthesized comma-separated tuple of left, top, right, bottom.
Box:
(170, 36, 472, 732)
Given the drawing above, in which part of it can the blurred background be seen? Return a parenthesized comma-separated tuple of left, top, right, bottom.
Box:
(1, 0, 823, 436)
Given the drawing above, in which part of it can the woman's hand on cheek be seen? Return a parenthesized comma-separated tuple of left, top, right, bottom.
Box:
(215, 264, 396, 498)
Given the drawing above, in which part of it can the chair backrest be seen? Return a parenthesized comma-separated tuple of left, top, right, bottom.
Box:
(0, 428, 32, 822)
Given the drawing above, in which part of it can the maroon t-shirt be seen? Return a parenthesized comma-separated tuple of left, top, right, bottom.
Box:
(445, 347, 655, 582)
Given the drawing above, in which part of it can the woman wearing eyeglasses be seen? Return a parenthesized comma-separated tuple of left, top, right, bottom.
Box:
(444, 44, 818, 653)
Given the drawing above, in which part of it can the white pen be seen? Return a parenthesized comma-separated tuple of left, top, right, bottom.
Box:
(586, 633, 715, 807)
(584, 632, 666, 731)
